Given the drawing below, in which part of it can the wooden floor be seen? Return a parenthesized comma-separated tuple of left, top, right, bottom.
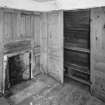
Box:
(0, 74, 105, 105)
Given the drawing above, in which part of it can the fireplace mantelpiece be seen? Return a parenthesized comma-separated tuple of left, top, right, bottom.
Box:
(4, 40, 32, 54)
(2, 40, 33, 93)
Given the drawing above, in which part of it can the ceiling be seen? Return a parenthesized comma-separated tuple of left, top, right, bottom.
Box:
(0, 0, 105, 12)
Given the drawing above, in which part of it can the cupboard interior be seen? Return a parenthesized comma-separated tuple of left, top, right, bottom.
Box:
(64, 9, 90, 86)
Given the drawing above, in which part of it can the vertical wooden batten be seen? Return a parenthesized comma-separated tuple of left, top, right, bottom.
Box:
(31, 13, 41, 77)
(60, 11, 64, 83)
(90, 8, 96, 89)
(40, 13, 48, 74)
(59, 11, 64, 83)
(0, 10, 4, 93)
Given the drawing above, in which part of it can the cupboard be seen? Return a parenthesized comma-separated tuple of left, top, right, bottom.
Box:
(64, 9, 91, 86)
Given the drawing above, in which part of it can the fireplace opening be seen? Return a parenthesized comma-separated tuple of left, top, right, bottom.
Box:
(4, 52, 31, 91)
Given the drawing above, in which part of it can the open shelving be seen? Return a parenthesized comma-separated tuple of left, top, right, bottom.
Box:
(64, 9, 90, 86)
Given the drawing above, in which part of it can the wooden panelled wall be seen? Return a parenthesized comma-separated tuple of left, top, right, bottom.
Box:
(1, 7, 105, 101)
(0, 9, 40, 92)
(0, 9, 63, 92)
(91, 7, 105, 101)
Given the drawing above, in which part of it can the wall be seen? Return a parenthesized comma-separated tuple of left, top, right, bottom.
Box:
(0, 9, 63, 92)
(91, 7, 105, 101)
(0, 8, 41, 92)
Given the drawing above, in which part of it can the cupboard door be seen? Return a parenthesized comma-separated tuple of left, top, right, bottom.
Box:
(47, 11, 63, 83)
(91, 8, 105, 100)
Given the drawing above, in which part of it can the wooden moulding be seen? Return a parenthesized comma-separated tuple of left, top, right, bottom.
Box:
(1, 8, 41, 15)
(0, 10, 4, 93)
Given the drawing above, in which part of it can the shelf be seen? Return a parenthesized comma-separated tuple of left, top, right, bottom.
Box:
(64, 46, 90, 53)
(65, 73, 91, 86)
(64, 62, 90, 75)
(64, 27, 89, 31)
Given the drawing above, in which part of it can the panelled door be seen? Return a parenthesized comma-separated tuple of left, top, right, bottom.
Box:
(91, 8, 105, 100)
(47, 11, 63, 83)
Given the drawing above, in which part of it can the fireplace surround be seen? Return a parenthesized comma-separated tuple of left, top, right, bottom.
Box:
(2, 40, 32, 93)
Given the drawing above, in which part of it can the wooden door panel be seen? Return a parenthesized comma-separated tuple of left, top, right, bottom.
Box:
(47, 12, 63, 83)
(91, 8, 105, 100)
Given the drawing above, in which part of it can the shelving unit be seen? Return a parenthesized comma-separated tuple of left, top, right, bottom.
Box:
(64, 9, 90, 86)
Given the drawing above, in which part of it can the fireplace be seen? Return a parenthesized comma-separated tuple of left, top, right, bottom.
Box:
(3, 51, 31, 91)
(2, 40, 32, 93)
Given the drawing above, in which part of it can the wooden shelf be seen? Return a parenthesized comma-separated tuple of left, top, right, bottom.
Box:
(64, 46, 90, 53)
(64, 62, 90, 75)
(64, 27, 89, 31)
(65, 73, 91, 86)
